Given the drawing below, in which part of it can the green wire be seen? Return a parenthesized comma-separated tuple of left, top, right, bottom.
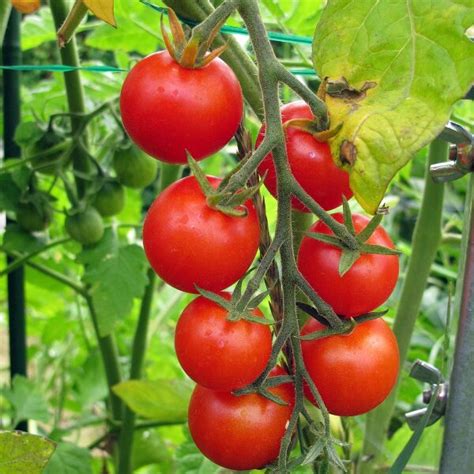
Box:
(0, 2, 319, 76)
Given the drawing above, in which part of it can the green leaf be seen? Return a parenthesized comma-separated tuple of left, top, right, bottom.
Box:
(14, 122, 43, 147)
(305, 231, 344, 248)
(2, 225, 46, 254)
(174, 428, 226, 474)
(132, 429, 173, 471)
(76, 228, 118, 266)
(1, 375, 49, 426)
(113, 379, 192, 422)
(0, 174, 22, 212)
(313, 0, 474, 213)
(20, 8, 56, 50)
(0, 431, 55, 474)
(43, 443, 92, 474)
(86, 0, 162, 55)
(82, 243, 148, 336)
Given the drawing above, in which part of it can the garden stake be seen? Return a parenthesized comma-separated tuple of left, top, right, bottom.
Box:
(2, 7, 27, 433)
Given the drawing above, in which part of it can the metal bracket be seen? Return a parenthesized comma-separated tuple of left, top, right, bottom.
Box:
(430, 121, 474, 183)
(405, 360, 448, 430)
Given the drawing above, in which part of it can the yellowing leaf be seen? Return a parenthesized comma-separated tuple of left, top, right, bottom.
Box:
(83, 0, 116, 27)
(313, 0, 474, 214)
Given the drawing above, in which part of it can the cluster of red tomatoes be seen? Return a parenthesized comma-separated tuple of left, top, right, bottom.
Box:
(120, 49, 400, 470)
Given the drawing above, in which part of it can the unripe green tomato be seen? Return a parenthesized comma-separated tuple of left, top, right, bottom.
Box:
(93, 180, 125, 217)
(65, 208, 104, 245)
(113, 145, 158, 188)
(16, 201, 53, 232)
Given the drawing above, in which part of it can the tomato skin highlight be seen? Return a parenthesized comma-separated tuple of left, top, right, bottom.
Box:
(188, 367, 295, 470)
(298, 213, 399, 317)
(256, 101, 352, 212)
(175, 293, 272, 391)
(120, 50, 243, 164)
(142, 175, 260, 293)
(301, 318, 399, 416)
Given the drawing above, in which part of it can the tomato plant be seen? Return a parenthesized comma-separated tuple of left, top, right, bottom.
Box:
(120, 50, 243, 164)
(301, 317, 399, 416)
(256, 101, 353, 212)
(142, 175, 260, 293)
(188, 367, 295, 470)
(298, 213, 399, 317)
(175, 293, 272, 391)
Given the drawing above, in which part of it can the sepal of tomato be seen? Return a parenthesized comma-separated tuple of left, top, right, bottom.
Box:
(301, 317, 399, 416)
(120, 50, 243, 164)
(142, 175, 260, 293)
(256, 101, 352, 212)
(188, 367, 295, 470)
(175, 293, 272, 391)
(298, 213, 399, 317)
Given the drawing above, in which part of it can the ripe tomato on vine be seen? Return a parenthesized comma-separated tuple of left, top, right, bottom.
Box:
(298, 213, 399, 317)
(256, 101, 353, 212)
(142, 175, 260, 293)
(301, 317, 400, 416)
(120, 50, 243, 164)
(175, 293, 272, 391)
(188, 367, 295, 470)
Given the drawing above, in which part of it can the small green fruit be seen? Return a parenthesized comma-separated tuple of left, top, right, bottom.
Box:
(93, 180, 125, 217)
(113, 145, 158, 188)
(65, 207, 104, 245)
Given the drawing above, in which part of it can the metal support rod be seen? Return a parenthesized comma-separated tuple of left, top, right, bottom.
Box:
(2, 9, 27, 432)
(440, 174, 474, 473)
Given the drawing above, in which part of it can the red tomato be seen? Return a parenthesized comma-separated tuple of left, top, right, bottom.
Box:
(120, 50, 243, 164)
(298, 213, 399, 317)
(301, 317, 399, 416)
(143, 175, 260, 293)
(175, 293, 272, 391)
(256, 101, 352, 212)
(188, 367, 295, 470)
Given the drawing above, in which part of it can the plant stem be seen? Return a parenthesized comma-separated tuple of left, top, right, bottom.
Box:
(117, 270, 156, 474)
(56, 0, 89, 47)
(2, 248, 87, 296)
(360, 140, 447, 473)
(0, 237, 71, 277)
(50, 0, 91, 198)
(117, 164, 179, 474)
(85, 296, 123, 422)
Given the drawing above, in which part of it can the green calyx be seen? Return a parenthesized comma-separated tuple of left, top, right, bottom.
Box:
(194, 282, 274, 327)
(297, 301, 389, 341)
(161, 7, 227, 69)
(187, 153, 263, 218)
(306, 197, 400, 276)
